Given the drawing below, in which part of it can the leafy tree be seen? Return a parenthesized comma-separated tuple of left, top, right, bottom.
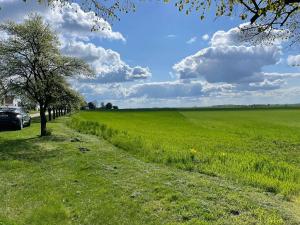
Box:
(0, 15, 92, 136)
(113, 105, 118, 110)
(170, 0, 299, 43)
(88, 102, 97, 110)
(35, 0, 299, 43)
(47, 80, 85, 120)
(105, 102, 113, 110)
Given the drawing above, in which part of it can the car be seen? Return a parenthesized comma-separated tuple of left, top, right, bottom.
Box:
(0, 107, 31, 130)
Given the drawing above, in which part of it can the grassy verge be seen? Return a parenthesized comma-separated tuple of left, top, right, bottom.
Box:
(68, 111, 300, 198)
(0, 117, 299, 224)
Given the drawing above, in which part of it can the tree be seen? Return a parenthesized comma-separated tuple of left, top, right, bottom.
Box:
(88, 102, 97, 110)
(113, 105, 118, 110)
(105, 102, 113, 110)
(170, 0, 299, 43)
(47, 80, 85, 121)
(40, 0, 299, 43)
(0, 15, 92, 136)
(101, 102, 105, 109)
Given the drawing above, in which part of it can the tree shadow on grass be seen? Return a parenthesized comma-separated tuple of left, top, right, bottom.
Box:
(0, 126, 20, 132)
(0, 138, 62, 162)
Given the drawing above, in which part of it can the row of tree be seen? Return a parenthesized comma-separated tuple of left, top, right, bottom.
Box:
(86, 101, 118, 110)
(0, 15, 93, 136)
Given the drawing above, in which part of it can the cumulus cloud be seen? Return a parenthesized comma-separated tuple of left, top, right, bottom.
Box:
(46, 2, 125, 41)
(0, 0, 125, 42)
(127, 81, 229, 98)
(173, 45, 280, 83)
(72, 79, 300, 108)
(0, 0, 151, 83)
(210, 24, 288, 47)
(72, 80, 234, 100)
(186, 36, 197, 44)
(210, 26, 244, 47)
(172, 24, 299, 92)
(287, 55, 300, 67)
(62, 41, 151, 83)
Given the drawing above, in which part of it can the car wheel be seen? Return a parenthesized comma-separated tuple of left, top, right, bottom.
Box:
(27, 119, 31, 127)
(17, 120, 23, 130)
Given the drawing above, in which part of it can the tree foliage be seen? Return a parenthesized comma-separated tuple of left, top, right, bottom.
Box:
(170, 0, 299, 43)
(88, 101, 97, 110)
(0, 15, 93, 136)
(105, 102, 113, 110)
(34, 0, 299, 43)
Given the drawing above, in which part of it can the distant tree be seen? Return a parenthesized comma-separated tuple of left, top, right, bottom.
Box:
(105, 102, 113, 110)
(88, 101, 97, 110)
(0, 15, 93, 136)
(101, 102, 105, 109)
(47, 80, 85, 120)
(113, 105, 118, 110)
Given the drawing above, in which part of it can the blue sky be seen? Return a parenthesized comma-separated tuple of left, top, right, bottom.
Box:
(1, 0, 300, 108)
(102, 1, 240, 82)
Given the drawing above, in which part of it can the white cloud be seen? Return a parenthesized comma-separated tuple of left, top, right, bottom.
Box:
(210, 26, 244, 47)
(287, 55, 300, 67)
(211, 23, 288, 47)
(127, 80, 232, 98)
(72, 78, 300, 108)
(47, 2, 125, 42)
(0, 0, 151, 84)
(173, 45, 280, 83)
(186, 36, 197, 44)
(72, 80, 234, 100)
(0, 0, 125, 42)
(202, 34, 209, 41)
(172, 24, 299, 93)
(62, 40, 151, 83)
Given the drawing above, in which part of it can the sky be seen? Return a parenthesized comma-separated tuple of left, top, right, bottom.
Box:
(1, 0, 300, 108)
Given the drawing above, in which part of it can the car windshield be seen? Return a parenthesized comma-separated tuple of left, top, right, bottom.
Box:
(0, 108, 20, 113)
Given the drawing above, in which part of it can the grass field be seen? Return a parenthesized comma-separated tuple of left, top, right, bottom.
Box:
(70, 109, 300, 199)
(0, 110, 299, 224)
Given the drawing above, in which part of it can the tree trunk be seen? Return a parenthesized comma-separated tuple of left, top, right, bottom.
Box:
(52, 108, 56, 120)
(40, 107, 47, 136)
(48, 108, 52, 121)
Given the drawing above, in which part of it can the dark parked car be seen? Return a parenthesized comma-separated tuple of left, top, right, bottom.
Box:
(0, 107, 31, 130)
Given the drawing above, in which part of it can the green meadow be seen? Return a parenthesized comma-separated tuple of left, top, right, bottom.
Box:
(0, 109, 300, 224)
(70, 109, 300, 198)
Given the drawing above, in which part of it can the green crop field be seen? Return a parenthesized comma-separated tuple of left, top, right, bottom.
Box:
(1, 109, 300, 224)
(70, 109, 300, 199)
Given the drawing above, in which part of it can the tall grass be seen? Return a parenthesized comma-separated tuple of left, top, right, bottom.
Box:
(67, 115, 300, 198)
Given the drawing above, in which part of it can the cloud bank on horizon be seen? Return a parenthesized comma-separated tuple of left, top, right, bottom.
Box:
(0, 0, 300, 108)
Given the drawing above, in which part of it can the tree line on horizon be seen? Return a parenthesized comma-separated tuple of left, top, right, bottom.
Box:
(84, 101, 119, 110)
